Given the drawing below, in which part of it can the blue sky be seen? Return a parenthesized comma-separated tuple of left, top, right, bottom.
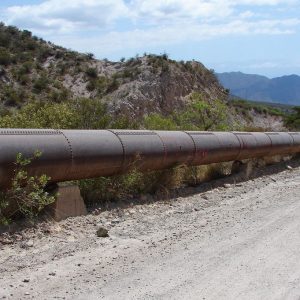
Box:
(1, 0, 300, 78)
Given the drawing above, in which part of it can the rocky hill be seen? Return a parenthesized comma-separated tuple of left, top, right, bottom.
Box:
(0, 23, 290, 131)
(217, 71, 300, 106)
(0, 23, 227, 120)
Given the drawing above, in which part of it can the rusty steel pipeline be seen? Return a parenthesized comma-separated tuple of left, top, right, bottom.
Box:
(0, 129, 300, 189)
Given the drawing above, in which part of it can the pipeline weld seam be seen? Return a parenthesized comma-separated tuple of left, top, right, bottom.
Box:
(154, 131, 167, 166)
(183, 131, 197, 165)
(58, 130, 74, 161)
(108, 130, 126, 173)
(265, 132, 274, 157)
(287, 132, 295, 150)
(0, 129, 59, 135)
(214, 132, 240, 162)
(112, 131, 156, 136)
(231, 131, 243, 161)
(251, 133, 262, 158)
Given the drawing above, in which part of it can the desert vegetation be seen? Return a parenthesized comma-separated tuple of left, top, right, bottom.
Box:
(285, 106, 300, 130)
(0, 151, 55, 225)
(229, 99, 285, 121)
(0, 92, 235, 224)
(0, 23, 296, 225)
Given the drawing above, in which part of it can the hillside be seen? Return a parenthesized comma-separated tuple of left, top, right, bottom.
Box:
(0, 23, 227, 120)
(0, 23, 290, 132)
(217, 72, 300, 106)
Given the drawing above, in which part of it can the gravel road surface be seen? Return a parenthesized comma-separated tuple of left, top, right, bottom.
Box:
(1, 161, 300, 299)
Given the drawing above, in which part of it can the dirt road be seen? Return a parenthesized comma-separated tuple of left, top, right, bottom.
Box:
(1, 161, 300, 299)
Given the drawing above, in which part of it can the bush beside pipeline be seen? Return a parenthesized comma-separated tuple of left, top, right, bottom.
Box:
(0, 129, 300, 189)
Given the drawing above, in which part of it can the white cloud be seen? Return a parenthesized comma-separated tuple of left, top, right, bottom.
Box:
(4, 0, 128, 33)
(248, 61, 280, 69)
(230, 0, 296, 5)
(128, 0, 297, 24)
(129, 0, 232, 22)
(52, 18, 300, 57)
(1, 0, 299, 58)
(239, 10, 256, 18)
(3, 0, 298, 34)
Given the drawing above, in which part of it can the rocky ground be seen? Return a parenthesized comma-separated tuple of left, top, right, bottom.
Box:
(0, 158, 300, 299)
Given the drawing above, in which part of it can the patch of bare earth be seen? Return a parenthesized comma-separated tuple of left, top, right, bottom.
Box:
(0, 159, 300, 299)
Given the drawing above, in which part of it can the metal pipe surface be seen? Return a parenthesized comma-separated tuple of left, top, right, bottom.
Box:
(0, 129, 299, 189)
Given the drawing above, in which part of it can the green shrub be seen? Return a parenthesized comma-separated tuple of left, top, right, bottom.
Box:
(1, 86, 24, 106)
(106, 77, 120, 93)
(18, 74, 30, 85)
(144, 113, 177, 130)
(0, 151, 55, 224)
(0, 31, 10, 47)
(56, 62, 68, 75)
(230, 99, 285, 117)
(0, 48, 11, 65)
(86, 80, 96, 91)
(285, 106, 300, 130)
(0, 98, 111, 130)
(177, 93, 230, 130)
(85, 67, 98, 79)
(122, 68, 134, 79)
(0, 101, 77, 128)
(54, 51, 63, 59)
(79, 166, 182, 205)
(37, 47, 53, 62)
(48, 88, 69, 103)
(24, 40, 36, 51)
(147, 54, 170, 73)
(142, 93, 231, 131)
(86, 53, 94, 59)
(33, 76, 49, 93)
(79, 170, 146, 204)
(20, 61, 33, 74)
(12, 62, 32, 83)
(21, 29, 32, 38)
(111, 115, 139, 129)
(79, 161, 232, 206)
(72, 98, 111, 129)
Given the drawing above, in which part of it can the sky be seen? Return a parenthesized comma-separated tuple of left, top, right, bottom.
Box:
(1, 0, 300, 78)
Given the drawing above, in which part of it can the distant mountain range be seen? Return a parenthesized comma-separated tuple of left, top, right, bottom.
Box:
(217, 72, 300, 106)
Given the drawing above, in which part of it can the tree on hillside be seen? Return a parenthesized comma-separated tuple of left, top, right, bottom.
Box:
(178, 92, 229, 131)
